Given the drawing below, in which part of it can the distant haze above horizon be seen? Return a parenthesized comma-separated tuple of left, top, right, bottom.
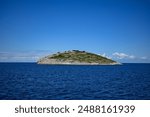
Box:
(0, 0, 150, 63)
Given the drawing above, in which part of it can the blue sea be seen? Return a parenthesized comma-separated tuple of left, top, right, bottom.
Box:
(0, 63, 150, 100)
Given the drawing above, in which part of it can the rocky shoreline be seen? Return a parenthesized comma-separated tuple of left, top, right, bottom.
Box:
(37, 59, 121, 65)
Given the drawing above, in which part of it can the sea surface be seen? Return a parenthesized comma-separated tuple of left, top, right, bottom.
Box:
(0, 63, 150, 100)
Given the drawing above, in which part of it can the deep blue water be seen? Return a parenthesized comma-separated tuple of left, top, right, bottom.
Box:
(0, 63, 150, 100)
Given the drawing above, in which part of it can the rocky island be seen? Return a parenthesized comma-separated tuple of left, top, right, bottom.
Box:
(37, 50, 121, 65)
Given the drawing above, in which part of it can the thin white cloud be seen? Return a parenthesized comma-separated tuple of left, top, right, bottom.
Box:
(112, 52, 150, 62)
(140, 56, 148, 60)
(128, 55, 136, 59)
(0, 50, 51, 62)
(112, 52, 135, 59)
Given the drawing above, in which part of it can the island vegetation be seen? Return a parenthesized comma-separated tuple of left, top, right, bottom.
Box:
(37, 50, 120, 65)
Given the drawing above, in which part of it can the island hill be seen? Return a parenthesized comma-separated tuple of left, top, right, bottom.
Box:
(37, 50, 120, 65)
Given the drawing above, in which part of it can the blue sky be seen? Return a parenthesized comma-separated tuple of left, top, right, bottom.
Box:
(0, 0, 150, 62)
